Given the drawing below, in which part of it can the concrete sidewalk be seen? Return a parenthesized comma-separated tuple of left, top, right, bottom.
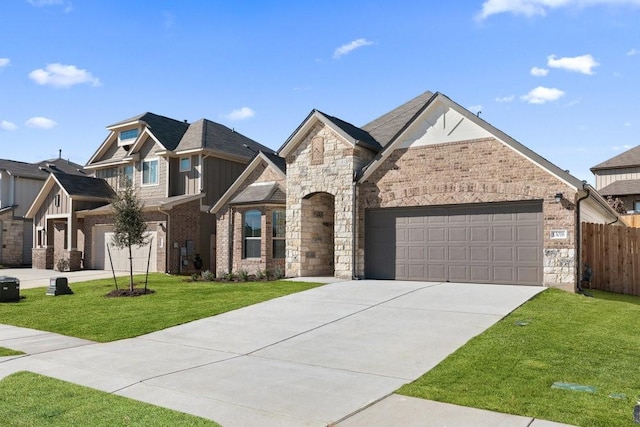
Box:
(0, 267, 129, 289)
(0, 280, 573, 426)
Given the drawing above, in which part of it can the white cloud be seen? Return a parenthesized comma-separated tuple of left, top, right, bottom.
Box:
(224, 107, 255, 121)
(613, 144, 632, 151)
(521, 86, 565, 104)
(27, 0, 73, 12)
(0, 58, 9, 69)
(0, 120, 17, 131)
(496, 95, 515, 103)
(25, 116, 57, 129)
(628, 48, 640, 56)
(29, 63, 100, 88)
(530, 66, 549, 76)
(477, 0, 640, 20)
(547, 54, 599, 75)
(333, 38, 374, 59)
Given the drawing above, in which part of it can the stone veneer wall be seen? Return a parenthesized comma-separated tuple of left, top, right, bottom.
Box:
(301, 193, 334, 276)
(285, 122, 375, 279)
(0, 211, 25, 265)
(359, 137, 577, 290)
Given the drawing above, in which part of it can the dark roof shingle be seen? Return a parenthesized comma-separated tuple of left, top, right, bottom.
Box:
(598, 179, 640, 196)
(361, 91, 435, 147)
(54, 173, 115, 199)
(592, 145, 640, 171)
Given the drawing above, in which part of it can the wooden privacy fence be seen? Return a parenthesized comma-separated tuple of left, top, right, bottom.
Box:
(581, 222, 640, 296)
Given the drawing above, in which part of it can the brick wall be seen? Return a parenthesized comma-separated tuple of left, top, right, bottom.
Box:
(0, 211, 25, 265)
(215, 159, 287, 276)
(359, 137, 577, 289)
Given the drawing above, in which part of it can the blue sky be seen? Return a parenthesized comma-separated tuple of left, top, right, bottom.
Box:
(1, 0, 639, 183)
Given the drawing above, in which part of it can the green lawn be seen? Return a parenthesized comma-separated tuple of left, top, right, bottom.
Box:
(398, 288, 640, 427)
(0, 274, 322, 342)
(0, 347, 22, 357)
(0, 371, 219, 426)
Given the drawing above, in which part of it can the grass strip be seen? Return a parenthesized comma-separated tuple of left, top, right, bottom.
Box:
(0, 371, 219, 426)
(398, 289, 640, 427)
(0, 274, 322, 342)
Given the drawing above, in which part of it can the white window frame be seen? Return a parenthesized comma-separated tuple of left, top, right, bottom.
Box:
(118, 128, 139, 147)
(243, 209, 262, 259)
(179, 157, 191, 172)
(142, 158, 159, 186)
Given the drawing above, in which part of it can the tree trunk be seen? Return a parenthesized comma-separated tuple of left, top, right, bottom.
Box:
(128, 244, 134, 292)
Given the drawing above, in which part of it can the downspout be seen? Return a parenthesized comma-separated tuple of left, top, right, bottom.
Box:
(352, 171, 358, 280)
(575, 182, 590, 292)
(158, 207, 171, 273)
(228, 207, 234, 274)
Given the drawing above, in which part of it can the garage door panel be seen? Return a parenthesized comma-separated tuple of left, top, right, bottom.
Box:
(365, 201, 543, 285)
(517, 225, 540, 241)
(493, 226, 515, 241)
(470, 226, 490, 242)
(470, 247, 490, 261)
(494, 246, 514, 262)
(96, 229, 158, 272)
(448, 227, 467, 242)
(470, 266, 490, 282)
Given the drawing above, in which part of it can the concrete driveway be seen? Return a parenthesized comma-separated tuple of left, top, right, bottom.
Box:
(0, 280, 543, 426)
(0, 267, 128, 290)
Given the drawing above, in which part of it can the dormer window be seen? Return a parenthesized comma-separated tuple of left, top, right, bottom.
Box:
(118, 128, 139, 146)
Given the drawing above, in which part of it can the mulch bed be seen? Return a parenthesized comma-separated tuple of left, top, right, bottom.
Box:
(105, 288, 155, 298)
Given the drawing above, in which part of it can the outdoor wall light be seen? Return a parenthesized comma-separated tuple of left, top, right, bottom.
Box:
(555, 193, 564, 203)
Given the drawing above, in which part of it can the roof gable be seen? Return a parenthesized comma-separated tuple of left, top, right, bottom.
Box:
(591, 145, 640, 171)
(25, 173, 114, 218)
(361, 91, 435, 147)
(359, 92, 585, 190)
(209, 151, 286, 214)
(279, 110, 380, 158)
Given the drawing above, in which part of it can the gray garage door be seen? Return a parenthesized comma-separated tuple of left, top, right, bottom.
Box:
(365, 202, 543, 285)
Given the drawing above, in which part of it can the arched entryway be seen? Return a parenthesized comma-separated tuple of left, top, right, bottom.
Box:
(301, 192, 335, 276)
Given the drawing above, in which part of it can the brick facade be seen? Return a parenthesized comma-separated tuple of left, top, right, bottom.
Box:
(0, 210, 25, 266)
(359, 138, 577, 290)
(215, 159, 286, 276)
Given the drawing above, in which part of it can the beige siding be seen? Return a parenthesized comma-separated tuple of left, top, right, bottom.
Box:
(13, 177, 44, 218)
(202, 157, 247, 207)
(595, 168, 640, 190)
(93, 135, 131, 164)
(169, 155, 201, 197)
(137, 137, 167, 199)
(34, 184, 70, 228)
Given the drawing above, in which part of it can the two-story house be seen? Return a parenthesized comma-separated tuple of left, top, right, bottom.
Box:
(26, 112, 272, 273)
(591, 145, 640, 212)
(0, 156, 85, 266)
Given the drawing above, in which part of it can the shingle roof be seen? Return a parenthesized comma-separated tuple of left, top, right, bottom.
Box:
(261, 151, 286, 173)
(230, 182, 286, 205)
(319, 112, 381, 152)
(177, 119, 273, 159)
(591, 145, 640, 171)
(0, 158, 87, 179)
(54, 173, 115, 199)
(598, 179, 640, 196)
(361, 91, 435, 147)
(109, 112, 190, 151)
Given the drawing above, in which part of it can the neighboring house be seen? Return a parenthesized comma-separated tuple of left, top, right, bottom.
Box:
(591, 145, 640, 212)
(212, 91, 619, 291)
(26, 112, 272, 273)
(0, 157, 85, 266)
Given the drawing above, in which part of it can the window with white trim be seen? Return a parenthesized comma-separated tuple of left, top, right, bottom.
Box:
(243, 210, 261, 258)
(179, 157, 191, 172)
(272, 209, 285, 259)
(142, 159, 158, 185)
(118, 128, 139, 146)
(122, 165, 134, 185)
